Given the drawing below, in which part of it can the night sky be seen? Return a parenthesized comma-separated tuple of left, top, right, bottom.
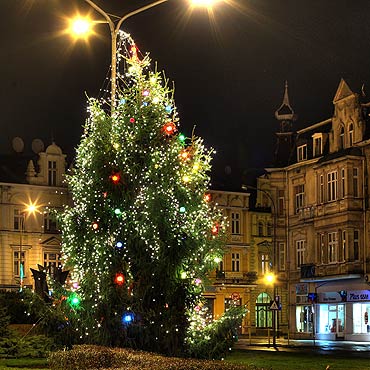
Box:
(2, 0, 370, 188)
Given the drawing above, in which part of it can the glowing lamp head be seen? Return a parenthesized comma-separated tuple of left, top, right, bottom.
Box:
(71, 18, 91, 36)
(265, 272, 276, 285)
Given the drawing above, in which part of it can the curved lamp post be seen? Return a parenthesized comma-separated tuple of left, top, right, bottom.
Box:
(69, 0, 221, 112)
(242, 184, 278, 347)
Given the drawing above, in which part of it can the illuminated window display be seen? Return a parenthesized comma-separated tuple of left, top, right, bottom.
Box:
(353, 303, 370, 334)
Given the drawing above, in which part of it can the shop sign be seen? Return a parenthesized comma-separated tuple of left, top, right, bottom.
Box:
(318, 292, 342, 303)
(296, 283, 308, 295)
(347, 290, 370, 302)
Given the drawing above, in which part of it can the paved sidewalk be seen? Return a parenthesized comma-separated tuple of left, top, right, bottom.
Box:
(234, 336, 370, 355)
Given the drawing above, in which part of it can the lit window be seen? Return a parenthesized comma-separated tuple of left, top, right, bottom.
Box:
(261, 254, 270, 275)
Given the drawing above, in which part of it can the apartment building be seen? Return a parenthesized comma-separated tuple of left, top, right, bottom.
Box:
(0, 140, 68, 291)
(261, 79, 370, 341)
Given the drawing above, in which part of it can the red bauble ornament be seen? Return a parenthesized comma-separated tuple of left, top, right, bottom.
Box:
(92, 222, 99, 230)
(114, 272, 125, 286)
(162, 122, 176, 136)
(204, 193, 212, 202)
(129, 117, 135, 123)
(211, 223, 219, 235)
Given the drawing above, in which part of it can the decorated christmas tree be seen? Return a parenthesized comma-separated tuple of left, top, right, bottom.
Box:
(59, 33, 226, 355)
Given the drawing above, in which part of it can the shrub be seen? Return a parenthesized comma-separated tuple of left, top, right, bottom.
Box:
(48, 345, 266, 370)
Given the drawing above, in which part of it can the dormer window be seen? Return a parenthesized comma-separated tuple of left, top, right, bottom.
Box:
(312, 133, 323, 157)
(297, 144, 307, 162)
(348, 123, 354, 146)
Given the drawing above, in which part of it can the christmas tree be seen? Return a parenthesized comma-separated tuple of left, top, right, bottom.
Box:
(59, 33, 226, 355)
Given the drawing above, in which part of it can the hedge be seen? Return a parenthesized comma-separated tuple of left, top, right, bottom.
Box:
(48, 345, 267, 370)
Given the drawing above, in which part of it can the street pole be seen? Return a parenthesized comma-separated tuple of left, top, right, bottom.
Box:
(19, 213, 25, 292)
(242, 184, 277, 347)
(82, 0, 168, 112)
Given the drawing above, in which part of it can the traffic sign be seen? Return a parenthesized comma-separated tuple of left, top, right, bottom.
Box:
(269, 300, 279, 310)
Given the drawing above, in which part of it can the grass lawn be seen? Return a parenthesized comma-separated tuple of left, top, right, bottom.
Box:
(0, 358, 48, 370)
(226, 350, 370, 370)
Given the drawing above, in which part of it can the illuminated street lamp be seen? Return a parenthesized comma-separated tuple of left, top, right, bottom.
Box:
(69, 0, 221, 112)
(242, 184, 278, 347)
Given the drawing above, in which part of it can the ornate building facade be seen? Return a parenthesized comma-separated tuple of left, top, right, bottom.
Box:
(0, 141, 68, 291)
(207, 190, 288, 336)
(261, 79, 370, 341)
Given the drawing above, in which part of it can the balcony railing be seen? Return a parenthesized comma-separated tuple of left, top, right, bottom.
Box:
(215, 270, 258, 284)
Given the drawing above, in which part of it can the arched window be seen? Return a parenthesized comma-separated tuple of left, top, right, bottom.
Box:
(348, 123, 354, 146)
(339, 126, 344, 149)
(255, 293, 272, 328)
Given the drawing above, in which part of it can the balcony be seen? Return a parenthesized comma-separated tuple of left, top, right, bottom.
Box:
(215, 270, 257, 285)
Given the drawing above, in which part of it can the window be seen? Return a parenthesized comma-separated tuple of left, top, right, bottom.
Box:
(294, 184, 305, 214)
(297, 145, 307, 162)
(278, 190, 285, 216)
(296, 240, 305, 268)
(354, 230, 359, 261)
(278, 242, 286, 271)
(340, 230, 346, 262)
(258, 221, 264, 236)
(43, 213, 58, 233)
(328, 232, 338, 263)
(341, 168, 345, 199)
(319, 174, 324, 203)
(231, 253, 240, 272)
(261, 254, 270, 275)
(319, 233, 326, 264)
(14, 251, 25, 276)
(340, 127, 344, 149)
(44, 252, 62, 275)
(353, 168, 359, 197)
(348, 123, 354, 146)
(267, 222, 272, 236)
(231, 212, 240, 235)
(313, 135, 322, 157)
(48, 161, 57, 186)
(14, 209, 23, 230)
(327, 171, 338, 201)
